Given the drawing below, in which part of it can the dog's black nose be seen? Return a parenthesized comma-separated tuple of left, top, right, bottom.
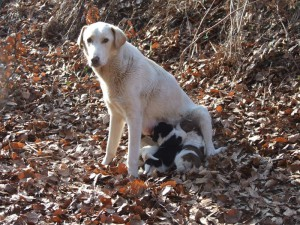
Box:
(91, 56, 100, 66)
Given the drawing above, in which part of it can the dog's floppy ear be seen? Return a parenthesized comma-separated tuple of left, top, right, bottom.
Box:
(152, 122, 173, 142)
(77, 25, 88, 48)
(111, 25, 127, 49)
(159, 122, 173, 138)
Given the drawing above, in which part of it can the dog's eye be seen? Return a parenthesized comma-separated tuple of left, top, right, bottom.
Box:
(102, 38, 109, 43)
(87, 38, 92, 43)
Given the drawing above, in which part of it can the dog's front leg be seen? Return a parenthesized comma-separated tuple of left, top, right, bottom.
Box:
(102, 111, 125, 165)
(126, 109, 143, 177)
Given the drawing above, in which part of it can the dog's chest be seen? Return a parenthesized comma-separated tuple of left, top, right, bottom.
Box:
(96, 77, 126, 114)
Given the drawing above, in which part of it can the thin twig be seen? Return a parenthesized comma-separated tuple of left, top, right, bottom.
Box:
(179, 0, 257, 69)
(158, 201, 179, 224)
(188, 0, 215, 58)
(276, 4, 289, 40)
(25, 142, 39, 152)
(27, 156, 53, 160)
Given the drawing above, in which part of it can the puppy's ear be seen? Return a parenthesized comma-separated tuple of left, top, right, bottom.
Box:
(77, 25, 87, 48)
(111, 25, 127, 49)
(160, 123, 173, 138)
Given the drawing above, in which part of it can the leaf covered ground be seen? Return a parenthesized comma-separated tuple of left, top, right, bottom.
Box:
(0, 0, 299, 224)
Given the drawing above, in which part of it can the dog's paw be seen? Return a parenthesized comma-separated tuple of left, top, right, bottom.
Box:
(216, 146, 227, 153)
(140, 145, 159, 161)
(127, 162, 139, 178)
(128, 169, 139, 178)
(102, 155, 113, 165)
(206, 146, 227, 156)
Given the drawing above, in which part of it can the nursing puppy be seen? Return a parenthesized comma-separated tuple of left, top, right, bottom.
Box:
(143, 122, 186, 175)
(142, 122, 205, 175)
(77, 22, 226, 177)
(175, 130, 205, 172)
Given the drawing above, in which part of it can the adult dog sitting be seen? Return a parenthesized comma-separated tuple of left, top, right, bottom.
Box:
(77, 22, 226, 177)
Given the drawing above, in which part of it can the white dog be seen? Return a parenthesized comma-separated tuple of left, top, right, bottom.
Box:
(77, 22, 226, 177)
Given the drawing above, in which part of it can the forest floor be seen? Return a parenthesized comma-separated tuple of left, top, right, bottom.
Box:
(0, 0, 299, 224)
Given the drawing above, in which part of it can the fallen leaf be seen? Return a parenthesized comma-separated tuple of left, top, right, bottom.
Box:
(52, 216, 62, 223)
(210, 89, 219, 94)
(6, 142, 25, 150)
(111, 214, 125, 224)
(283, 208, 296, 216)
(151, 42, 160, 49)
(216, 105, 223, 113)
(161, 186, 173, 196)
(117, 163, 128, 175)
(224, 208, 241, 223)
(273, 137, 288, 143)
(289, 160, 300, 172)
(160, 180, 176, 188)
(228, 91, 235, 97)
(86, 5, 101, 24)
(128, 179, 147, 196)
(265, 179, 278, 188)
(99, 196, 112, 207)
(288, 133, 300, 143)
(37, 149, 43, 156)
(53, 208, 67, 216)
(11, 152, 19, 160)
(248, 135, 261, 142)
(32, 76, 41, 82)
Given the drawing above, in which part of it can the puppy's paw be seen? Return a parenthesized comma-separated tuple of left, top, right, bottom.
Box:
(143, 164, 153, 176)
(140, 145, 158, 161)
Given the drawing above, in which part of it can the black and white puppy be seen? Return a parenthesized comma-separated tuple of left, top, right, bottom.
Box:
(141, 120, 206, 174)
(142, 122, 186, 175)
(172, 118, 206, 172)
(175, 130, 205, 172)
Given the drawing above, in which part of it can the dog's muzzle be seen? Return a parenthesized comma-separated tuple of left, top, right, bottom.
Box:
(91, 56, 100, 67)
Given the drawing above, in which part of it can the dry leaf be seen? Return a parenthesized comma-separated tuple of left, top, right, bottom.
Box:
(151, 42, 160, 49)
(8, 142, 25, 150)
(32, 76, 41, 82)
(117, 163, 128, 175)
(111, 214, 125, 224)
(161, 180, 176, 188)
(273, 137, 288, 143)
(11, 152, 19, 160)
(86, 5, 100, 24)
(161, 186, 173, 196)
(216, 105, 223, 113)
(288, 133, 300, 143)
(224, 209, 241, 223)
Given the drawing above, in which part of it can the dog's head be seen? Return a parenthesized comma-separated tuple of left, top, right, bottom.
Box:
(152, 122, 174, 143)
(77, 22, 127, 68)
(152, 122, 187, 146)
